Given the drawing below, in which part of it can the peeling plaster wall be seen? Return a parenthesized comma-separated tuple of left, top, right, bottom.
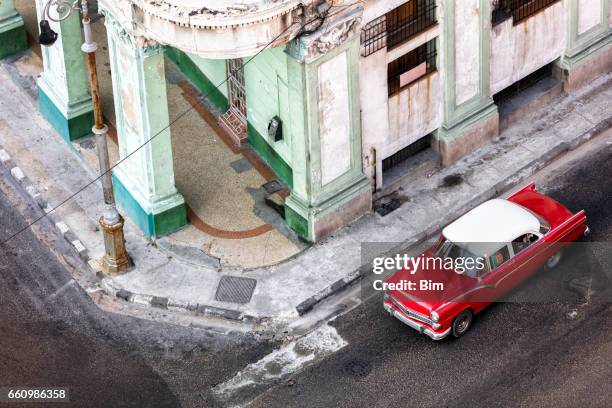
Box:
(359, 0, 442, 183)
(359, 55, 442, 181)
(318, 51, 351, 186)
(359, 47, 389, 180)
(455, 0, 481, 105)
(490, 2, 565, 95)
(387, 72, 442, 157)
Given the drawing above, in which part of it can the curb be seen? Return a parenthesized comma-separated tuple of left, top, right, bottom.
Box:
(2, 110, 610, 322)
(0, 147, 89, 263)
(0, 144, 260, 326)
(295, 116, 612, 316)
(103, 281, 261, 324)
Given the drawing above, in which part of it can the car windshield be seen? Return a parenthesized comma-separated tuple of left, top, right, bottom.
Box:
(434, 238, 485, 278)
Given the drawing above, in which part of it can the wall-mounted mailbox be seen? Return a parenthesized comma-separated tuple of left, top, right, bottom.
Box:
(268, 116, 283, 142)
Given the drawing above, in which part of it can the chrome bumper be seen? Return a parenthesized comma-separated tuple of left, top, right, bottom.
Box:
(384, 302, 451, 341)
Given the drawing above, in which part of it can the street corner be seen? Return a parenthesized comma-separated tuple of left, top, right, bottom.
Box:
(1, 0, 612, 406)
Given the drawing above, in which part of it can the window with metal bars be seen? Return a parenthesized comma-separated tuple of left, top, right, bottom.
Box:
(361, 0, 437, 57)
(493, 63, 553, 107)
(382, 134, 432, 172)
(387, 39, 437, 96)
(492, 0, 560, 26)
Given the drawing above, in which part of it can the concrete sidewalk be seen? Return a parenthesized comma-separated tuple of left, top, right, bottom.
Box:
(1, 50, 611, 329)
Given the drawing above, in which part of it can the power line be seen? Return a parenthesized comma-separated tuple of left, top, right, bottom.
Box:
(0, 4, 354, 247)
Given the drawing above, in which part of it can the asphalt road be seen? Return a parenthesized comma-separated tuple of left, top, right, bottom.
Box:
(0, 165, 276, 408)
(250, 133, 612, 408)
(0, 132, 610, 408)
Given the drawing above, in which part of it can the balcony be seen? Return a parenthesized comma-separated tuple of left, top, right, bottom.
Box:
(361, 0, 437, 57)
(100, 0, 302, 58)
(492, 0, 561, 26)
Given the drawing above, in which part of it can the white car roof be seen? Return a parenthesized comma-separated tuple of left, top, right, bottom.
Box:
(442, 199, 541, 256)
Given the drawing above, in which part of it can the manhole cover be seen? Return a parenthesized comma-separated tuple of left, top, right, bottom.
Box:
(342, 359, 371, 378)
(215, 276, 257, 304)
(230, 157, 253, 174)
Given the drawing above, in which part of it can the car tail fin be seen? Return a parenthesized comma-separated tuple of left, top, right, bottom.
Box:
(508, 182, 536, 200)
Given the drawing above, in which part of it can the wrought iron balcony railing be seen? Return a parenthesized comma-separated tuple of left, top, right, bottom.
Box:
(361, 0, 437, 57)
(492, 0, 561, 26)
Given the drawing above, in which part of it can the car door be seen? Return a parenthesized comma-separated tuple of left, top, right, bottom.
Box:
(510, 233, 545, 282)
(478, 244, 515, 301)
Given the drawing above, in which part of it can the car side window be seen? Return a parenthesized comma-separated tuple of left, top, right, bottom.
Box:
(488, 245, 511, 270)
(512, 233, 539, 255)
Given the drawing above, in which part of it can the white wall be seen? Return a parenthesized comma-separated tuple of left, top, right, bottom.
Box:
(578, 0, 601, 34)
(490, 2, 565, 95)
(359, 1, 442, 186)
(318, 51, 352, 186)
(358, 42, 442, 186)
(359, 47, 389, 183)
(455, 0, 481, 105)
(387, 72, 442, 157)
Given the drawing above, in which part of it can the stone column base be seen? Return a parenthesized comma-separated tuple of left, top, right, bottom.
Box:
(555, 42, 612, 94)
(38, 84, 94, 142)
(0, 16, 27, 59)
(112, 173, 188, 238)
(286, 177, 372, 242)
(433, 104, 499, 166)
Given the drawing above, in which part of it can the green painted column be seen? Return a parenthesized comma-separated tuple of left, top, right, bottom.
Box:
(284, 5, 371, 242)
(103, 11, 186, 238)
(434, 0, 498, 165)
(557, 0, 612, 92)
(0, 0, 27, 59)
(35, 0, 93, 141)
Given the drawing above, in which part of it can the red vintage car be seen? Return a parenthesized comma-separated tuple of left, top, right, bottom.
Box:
(383, 183, 588, 340)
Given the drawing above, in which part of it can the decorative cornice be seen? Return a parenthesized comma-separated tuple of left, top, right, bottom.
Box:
(98, 0, 303, 58)
(287, 4, 363, 63)
(100, 6, 161, 56)
(132, 0, 301, 29)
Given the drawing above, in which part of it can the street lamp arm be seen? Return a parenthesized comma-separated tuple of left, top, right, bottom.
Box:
(42, 0, 81, 22)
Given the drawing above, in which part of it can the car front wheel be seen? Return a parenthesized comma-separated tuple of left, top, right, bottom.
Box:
(452, 309, 473, 338)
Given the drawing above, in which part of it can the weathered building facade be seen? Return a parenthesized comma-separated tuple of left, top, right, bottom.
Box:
(2, 0, 611, 242)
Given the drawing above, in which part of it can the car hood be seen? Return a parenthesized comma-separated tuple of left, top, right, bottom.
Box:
(385, 251, 478, 313)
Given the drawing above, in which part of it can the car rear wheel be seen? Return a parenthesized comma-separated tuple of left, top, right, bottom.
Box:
(452, 309, 473, 338)
(545, 251, 563, 270)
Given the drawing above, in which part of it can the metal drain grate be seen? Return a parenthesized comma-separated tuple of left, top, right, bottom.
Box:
(262, 180, 285, 195)
(215, 276, 257, 304)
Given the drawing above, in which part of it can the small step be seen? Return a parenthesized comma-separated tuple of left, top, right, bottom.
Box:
(263, 179, 289, 218)
(498, 77, 563, 130)
(264, 192, 286, 218)
(377, 148, 441, 200)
